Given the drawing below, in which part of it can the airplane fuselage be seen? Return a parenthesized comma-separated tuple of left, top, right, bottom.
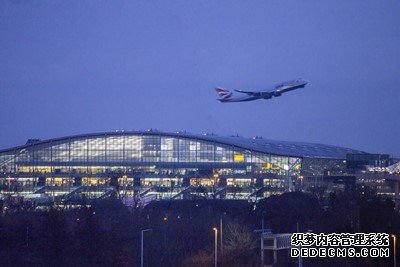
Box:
(216, 79, 308, 103)
(218, 96, 259, 103)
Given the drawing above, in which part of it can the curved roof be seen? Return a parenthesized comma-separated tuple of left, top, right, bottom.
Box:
(0, 130, 366, 159)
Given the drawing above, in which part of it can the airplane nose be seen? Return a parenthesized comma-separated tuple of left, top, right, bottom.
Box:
(302, 80, 309, 85)
(297, 78, 308, 84)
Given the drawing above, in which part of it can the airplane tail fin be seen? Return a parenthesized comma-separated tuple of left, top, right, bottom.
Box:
(215, 87, 232, 100)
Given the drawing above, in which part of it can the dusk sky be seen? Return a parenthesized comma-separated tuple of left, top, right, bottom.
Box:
(1, 1, 399, 156)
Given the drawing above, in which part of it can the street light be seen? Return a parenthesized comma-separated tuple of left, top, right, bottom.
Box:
(141, 228, 152, 267)
(220, 217, 223, 253)
(220, 212, 226, 254)
(213, 227, 218, 267)
(392, 234, 397, 267)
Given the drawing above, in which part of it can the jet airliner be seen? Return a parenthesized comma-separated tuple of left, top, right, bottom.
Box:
(215, 79, 308, 103)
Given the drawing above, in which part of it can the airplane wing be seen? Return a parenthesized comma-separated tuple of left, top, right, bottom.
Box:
(234, 85, 276, 96)
(234, 85, 297, 97)
(234, 89, 257, 96)
(234, 89, 274, 99)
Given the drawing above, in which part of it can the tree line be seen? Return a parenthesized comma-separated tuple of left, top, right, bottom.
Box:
(0, 189, 398, 266)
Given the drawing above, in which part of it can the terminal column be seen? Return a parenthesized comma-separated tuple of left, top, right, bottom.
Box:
(134, 176, 141, 187)
(38, 176, 46, 187)
(218, 176, 227, 187)
(256, 175, 263, 188)
(183, 176, 190, 187)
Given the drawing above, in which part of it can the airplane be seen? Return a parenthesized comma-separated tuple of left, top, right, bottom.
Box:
(215, 79, 308, 103)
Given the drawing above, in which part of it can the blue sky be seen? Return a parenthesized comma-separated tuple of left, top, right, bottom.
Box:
(1, 0, 399, 156)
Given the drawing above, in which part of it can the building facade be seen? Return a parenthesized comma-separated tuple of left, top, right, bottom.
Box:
(0, 130, 365, 204)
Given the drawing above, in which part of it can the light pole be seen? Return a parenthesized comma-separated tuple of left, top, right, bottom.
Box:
(220, 217, 223, 253)
(213, 227, 218, 267)
(141, 228, 152, 267)
(392, 234, 397, 267)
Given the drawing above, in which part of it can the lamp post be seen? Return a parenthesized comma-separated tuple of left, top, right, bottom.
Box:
(392, 234, 397, 267)
(213, 227, 218, 267)
(220, 217, 223, 253)
(141, 229, 152, 267)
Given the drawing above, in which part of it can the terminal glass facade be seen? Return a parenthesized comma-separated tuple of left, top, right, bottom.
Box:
(0, 134, 301, 176)
(0, 132, 359, 202)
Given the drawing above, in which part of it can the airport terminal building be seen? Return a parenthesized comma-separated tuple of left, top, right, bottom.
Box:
(0, 130, 366, 204)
